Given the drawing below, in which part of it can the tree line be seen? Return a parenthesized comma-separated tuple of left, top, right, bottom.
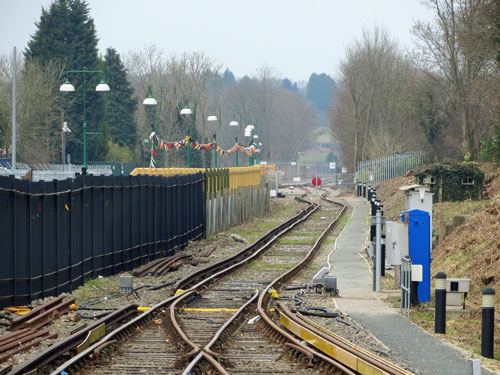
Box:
(0, 0, 336, 168)
(330, 0, 500, 171)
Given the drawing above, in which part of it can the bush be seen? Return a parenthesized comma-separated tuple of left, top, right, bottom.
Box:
(479, 123, 500, 163)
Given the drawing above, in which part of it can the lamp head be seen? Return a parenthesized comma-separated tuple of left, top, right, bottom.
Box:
(143, 87, 157, 105)
(229, 120, 239, 126)
(180, 106, 193, 115)
(207, 114, 218, 122)
(96, 79, 110, 92)
(59, 78, 75, 92)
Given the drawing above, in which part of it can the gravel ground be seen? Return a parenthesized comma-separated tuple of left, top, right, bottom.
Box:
(0, 188, 409, 372)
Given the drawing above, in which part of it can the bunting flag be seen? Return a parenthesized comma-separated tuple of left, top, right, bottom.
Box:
(148, 132, 260, 168)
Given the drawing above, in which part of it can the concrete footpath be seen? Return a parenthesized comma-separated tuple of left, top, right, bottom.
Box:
(330, 197, 472, 375)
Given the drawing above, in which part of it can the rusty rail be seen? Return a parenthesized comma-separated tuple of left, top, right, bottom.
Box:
(181, 291, 259, 375)
(45, 196, 317, 375)
(8, 304, 138, 375)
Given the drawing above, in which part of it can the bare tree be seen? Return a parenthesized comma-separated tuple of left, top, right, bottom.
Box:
(126, 47, 223, 167)
(331, 27, 424, 170)
(412, 0, 498, 159)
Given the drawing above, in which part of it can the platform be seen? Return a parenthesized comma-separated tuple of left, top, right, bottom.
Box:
(330, 197, 472, 375)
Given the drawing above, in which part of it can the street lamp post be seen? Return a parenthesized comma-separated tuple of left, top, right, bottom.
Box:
(143, 84, 163, 168)
(229, 112, 243, 167)
(181, 97, 197, 168)
(60, 67, 110, 173)
(207, 105, 222, 168)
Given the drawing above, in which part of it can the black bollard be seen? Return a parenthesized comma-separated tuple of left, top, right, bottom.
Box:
(481, 288, 495, 358)
(363, 183, 367, 198)
(435, 272, 447, 334)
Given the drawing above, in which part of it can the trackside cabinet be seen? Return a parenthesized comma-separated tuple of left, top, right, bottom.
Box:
(406, 209, 431, 303)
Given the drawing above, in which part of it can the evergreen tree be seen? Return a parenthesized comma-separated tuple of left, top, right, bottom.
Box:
(222, 68, 236, 85)
(305, 73, 336, 112)
(103, 48, 137, 150)
(282, 78, 298, 92)
(25, 0, 108, 163)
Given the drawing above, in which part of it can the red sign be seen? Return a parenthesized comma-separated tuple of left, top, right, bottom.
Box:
(312, 177, 322, 186)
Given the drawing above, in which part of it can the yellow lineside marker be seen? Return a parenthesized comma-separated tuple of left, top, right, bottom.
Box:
(183, 308, 239, 312)
(137, 306, 151, 311)
(4, 306, 31, 315)
(174, 289, 184, 296)
(268, 289, 279, 299)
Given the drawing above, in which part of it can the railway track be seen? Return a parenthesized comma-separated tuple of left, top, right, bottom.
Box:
(7, 191, 414, 375)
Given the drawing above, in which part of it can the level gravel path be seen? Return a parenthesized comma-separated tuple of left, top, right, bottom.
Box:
(331, 196, 472, 375)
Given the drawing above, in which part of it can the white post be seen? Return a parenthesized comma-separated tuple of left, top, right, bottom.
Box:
(11, 46, 17, 170)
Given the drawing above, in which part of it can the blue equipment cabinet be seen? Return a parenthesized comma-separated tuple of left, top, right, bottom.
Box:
(405, 209, 431, 303)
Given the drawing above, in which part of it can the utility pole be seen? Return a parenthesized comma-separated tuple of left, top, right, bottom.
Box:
(11, 46, 16, 170)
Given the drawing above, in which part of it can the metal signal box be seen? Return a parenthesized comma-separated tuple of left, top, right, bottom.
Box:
(119, 274, 133, 293)
(386, 221, 409, 266)
(407, 209, 431, 303)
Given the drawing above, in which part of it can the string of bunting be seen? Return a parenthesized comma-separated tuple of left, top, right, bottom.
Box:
(149, 131, 260, 168)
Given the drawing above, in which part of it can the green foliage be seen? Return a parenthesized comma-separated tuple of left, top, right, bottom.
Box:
(102, 48, 137, 149)
(479, 123, 500, 163)
(105, 141, 133, 162)
(305, 73, 336, 112)
(25, 0, 107, 163)
(416, 162, 485, 202)
(0, 97, 10, 157)
(326, 151, 338, 164)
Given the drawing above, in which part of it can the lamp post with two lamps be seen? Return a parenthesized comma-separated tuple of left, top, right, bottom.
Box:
(207, 106, 222, 168)
(59, 67, 110, 173)
(245, 121, 259, 166)
(181, 97, 197, 168)
(142, 84, 163, 168)
(229, 112, 243, 167)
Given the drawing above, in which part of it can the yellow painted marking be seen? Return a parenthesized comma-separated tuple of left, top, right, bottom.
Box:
(280, 312, 387, 375)
(76, 323, 105, 354)
(137, 306, 151, 311)
(174, 289, 184, 296)
(183, 308, 239, 312)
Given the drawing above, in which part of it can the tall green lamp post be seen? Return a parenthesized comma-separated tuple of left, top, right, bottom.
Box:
(181, 96, 197, 168)
(143, 84, 163, 168)
(207, 105, 222, 168)
(229, 112, 243, 167)
(60, 67, 110, 173)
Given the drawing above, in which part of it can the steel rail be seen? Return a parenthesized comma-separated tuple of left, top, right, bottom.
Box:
(168, 196, 319, 357)
(8, 304, 138, 375)
(278, 304, 415, 375)
(256, 196, 356, 374)
(41, 196, 317, 375)
(173, 195, 317, 291)
(181, 290, 260, 375)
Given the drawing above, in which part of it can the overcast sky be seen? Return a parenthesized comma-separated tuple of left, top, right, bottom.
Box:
(0, 1, 434, 82)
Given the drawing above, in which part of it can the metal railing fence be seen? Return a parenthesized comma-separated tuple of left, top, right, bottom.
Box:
(357, 152, 428, 185)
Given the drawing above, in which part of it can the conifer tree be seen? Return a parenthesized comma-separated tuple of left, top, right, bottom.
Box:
(103, 48, 137, 150)
(25, 0, 108, 163)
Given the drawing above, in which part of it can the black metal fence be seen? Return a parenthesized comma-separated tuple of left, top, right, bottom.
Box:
(0, 173, 205, 308)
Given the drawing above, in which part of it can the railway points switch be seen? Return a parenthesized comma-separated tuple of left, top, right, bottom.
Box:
(119, 274, 133, 293)
(312, 267, 330, 287)
(324, 274, 338, 294)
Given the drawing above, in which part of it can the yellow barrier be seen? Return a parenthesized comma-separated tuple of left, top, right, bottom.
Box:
(130, 165, 274, 192)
